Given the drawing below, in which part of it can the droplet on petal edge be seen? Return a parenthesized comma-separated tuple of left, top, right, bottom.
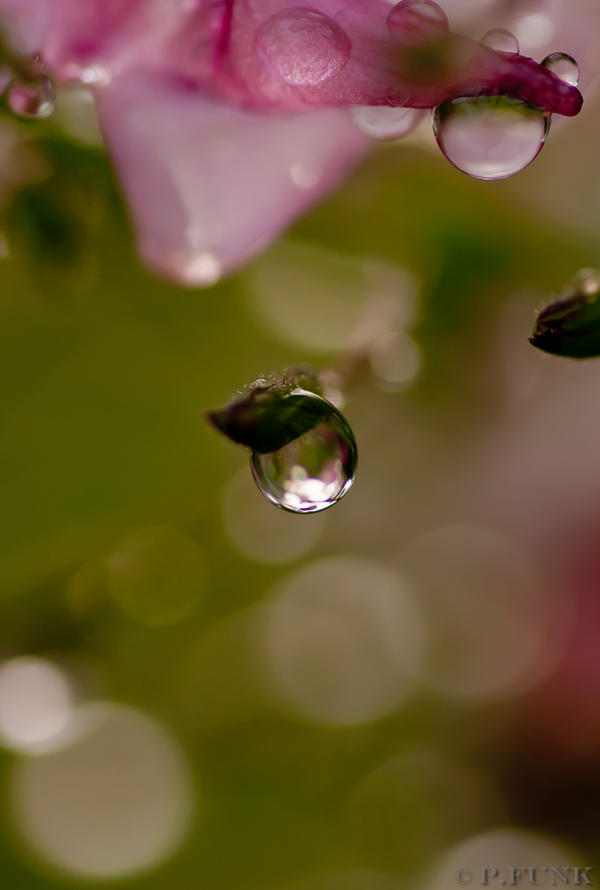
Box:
(349, 105, 424, 140)
(541, 52, 580, 87)
(432, 95, 549, 180)
(530, 269, 600, 359)
(250, 391, 357, 513)
(256, 7, 351, 86)
(387, 0, 448, 45)
(480, 28, 519, 54)
(6, 73, 55, 120)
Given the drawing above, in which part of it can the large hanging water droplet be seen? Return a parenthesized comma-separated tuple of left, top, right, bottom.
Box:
(350, 105, 424, 140)
(432, 95, 549, 180)
(541, 52, 579, 86)
(257, 7, 351, 86)
(480, 28, 519, 54)
(250, 390, 357, 513)
(6, 72, 55, 120)
(387, 0, 448, 44)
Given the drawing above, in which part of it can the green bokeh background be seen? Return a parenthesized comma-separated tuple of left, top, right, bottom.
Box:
(0, 92, 599, 890)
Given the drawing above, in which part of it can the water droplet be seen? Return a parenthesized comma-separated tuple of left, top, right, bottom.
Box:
(541, 51, 579, 86)
(433, 95, 549, 180)
(257, 7, 351, 86)
(350, 105, 424, 140)
(387, 0, 448, 44)
(480, 28, 519, 54)
(181, 251, 221, 286)
(6, 73, 55, 120)
(250, 390, 357, 513)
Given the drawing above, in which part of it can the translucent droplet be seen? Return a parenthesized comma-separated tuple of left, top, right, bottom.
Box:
(257, 7, 351, 86)
(480, 28, 519, 54)
(433, 95, 549, 180)
(6, 73, 55, 120)
(387, 0, 448, 44)
(541, 51, 579, 86)
(350, 105, 424, 141)
(250, 390, 357, 513)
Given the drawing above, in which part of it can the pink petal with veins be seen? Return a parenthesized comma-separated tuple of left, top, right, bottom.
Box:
(95, 72, 368, 285)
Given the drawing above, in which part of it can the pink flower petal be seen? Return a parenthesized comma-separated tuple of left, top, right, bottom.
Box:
(95, 72, 368, 285)
(205, 0, 581, 115)
(0, 0, 583, 115)
(0, 0, 54, 53)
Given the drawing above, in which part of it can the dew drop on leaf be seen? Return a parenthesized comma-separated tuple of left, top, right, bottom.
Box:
(250, 390, 357, 514)
(256, 7, 351, 86)
(480, 28, 520, 54)
(541, 52, 580, 87)
(6, 73, 55, 120)
(432, 95, 549, 180)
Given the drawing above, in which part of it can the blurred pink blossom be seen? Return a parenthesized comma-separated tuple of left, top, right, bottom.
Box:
(0, 0, 584, 284)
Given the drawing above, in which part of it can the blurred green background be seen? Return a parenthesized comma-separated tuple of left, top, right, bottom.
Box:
(0, 82, 599, 890)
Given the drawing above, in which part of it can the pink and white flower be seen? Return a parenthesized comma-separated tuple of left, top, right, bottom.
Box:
(0, 0, 587, 284)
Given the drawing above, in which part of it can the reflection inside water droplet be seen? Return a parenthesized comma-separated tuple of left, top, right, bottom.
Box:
(542, 51, 579, 86)
(387, 0, 448, 44)
(257, 8, 351, 86)
(433, 95, 549, 180)
(6, 73, 55, 120)
(350, 105, 424, 140)
(251, 391, 357, 513)
(480, 28, 519, 54)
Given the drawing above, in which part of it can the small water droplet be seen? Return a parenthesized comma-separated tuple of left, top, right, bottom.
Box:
(480, 28, 519, 54)
(181, 251, 221, 286)
(433, 95, 549, 180)
(350, 105, 423, 140)
(257, 7, 351, 86)
(6, 73, 55, 120)
(541, 51, 579, 87)
(250, 390, 357, 513)
(387, 0, 448, 44)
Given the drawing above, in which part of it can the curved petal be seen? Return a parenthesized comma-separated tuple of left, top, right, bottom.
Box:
(216, 1, 582, 115)
(0, 0, 583, 115)
(95, 72, 369, 286)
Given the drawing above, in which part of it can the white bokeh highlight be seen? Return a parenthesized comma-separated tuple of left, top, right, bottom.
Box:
(0, 657, 74, 754)
(257, 556, 425, 726)
(402, 524, 566, 700)
(11, 702, 195, 880)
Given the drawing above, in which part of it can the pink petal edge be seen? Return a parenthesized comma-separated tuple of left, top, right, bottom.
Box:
(95, 72, 369, 286)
